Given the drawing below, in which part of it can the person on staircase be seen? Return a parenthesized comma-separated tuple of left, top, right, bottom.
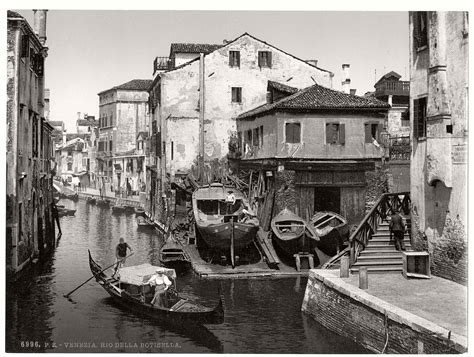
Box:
(389, 209, 406, 251)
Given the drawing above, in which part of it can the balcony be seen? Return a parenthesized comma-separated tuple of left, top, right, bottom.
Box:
(375, 81, 410, 97)
(153, 57, 172, 74)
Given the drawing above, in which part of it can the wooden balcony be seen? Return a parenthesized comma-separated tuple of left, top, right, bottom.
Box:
(375, 80, 410, 97)
(153, 56, 172, 74)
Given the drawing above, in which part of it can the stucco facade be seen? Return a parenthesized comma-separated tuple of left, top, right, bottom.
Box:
(97, 81, 151, 191)
(409, 11, 468, 284)
(154, 33, 334, 175)
(6, 10, 56, 278)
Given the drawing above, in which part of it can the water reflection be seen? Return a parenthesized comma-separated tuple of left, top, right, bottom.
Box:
(6, 199, 367, 353)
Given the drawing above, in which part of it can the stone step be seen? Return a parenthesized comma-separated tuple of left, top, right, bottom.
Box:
(360, 248, 411, 255)
(350, 266, 403, 274)
(357, 254, 403, 261)
(352, 259, 402, 267)
(368, 239, 411, 246)
(372, 233, 410, 239)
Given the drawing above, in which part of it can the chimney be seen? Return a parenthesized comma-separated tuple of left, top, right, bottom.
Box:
(33, 10, 48, 45)
(350, 89, 357, 96)
(77, 112, 82, 120)
(341, 64, 351, 94)
(306, 59, 318, 67)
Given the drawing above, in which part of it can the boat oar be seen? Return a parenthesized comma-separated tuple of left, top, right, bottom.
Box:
(63, 252, 134, 299)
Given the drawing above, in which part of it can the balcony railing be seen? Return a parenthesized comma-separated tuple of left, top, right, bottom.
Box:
(375, 80, 410, 97)
(153, 56, 172, 74)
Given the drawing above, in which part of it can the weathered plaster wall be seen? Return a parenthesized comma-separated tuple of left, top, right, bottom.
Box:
(159, 34, 334, 172)
(409, 12, 467, 284)
(387, 107, 410, 136)
(237, 112, 386, 160)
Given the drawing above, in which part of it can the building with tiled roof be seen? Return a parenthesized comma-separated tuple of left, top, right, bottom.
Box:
(98, 79, 153, 95)
(235, 80, 391, 225)
(238, 83, 390, 120)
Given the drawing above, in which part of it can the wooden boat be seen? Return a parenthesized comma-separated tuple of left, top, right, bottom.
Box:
(271, 208, 319, 256)
(111, 205, 128, 214)
(137, 216, 155, 229)
(88, 251, 224, 324)
(124, 205, 137, 213)
(57, 207, 76, 217)
(159, 234, 191, 273)
(135, 207, 146, 217)
(96, 198, 111, 207)
(310, 211, 350, 256)
(192, 183, 259, 266)
(86, 197, 96, 204)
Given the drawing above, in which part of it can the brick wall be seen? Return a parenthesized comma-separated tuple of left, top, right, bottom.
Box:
(302, 271, 464, 353)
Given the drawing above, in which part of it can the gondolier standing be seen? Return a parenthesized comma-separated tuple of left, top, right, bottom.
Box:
(113, 238, 133, 276)
(389, 210, 406, 251)
(225, 190, 236, 214)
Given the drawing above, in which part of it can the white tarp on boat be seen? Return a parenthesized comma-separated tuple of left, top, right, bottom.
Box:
(118, 263, 176, 285)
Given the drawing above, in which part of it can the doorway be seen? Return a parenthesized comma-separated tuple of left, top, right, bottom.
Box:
(314, 187, 341, 214)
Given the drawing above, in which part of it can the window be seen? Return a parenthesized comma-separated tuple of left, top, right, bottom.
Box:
(253, 128, 259, 147)
(258, 51, 272, 68)
(285, 122, 301, 144)
(326, 123, 345, 145)
(67, 162, 73, 171)
(229, 51, 240, 68)
(413, 12, 428, 49)
(109, 140, 113, 152)
(231, 87, 242, 103)
(21, 35, 29, 58)
(414, 97, 427, 138)
(171, 141, 174, 161)
(401, 110, 410, 127)
(364, 123, 382, 143)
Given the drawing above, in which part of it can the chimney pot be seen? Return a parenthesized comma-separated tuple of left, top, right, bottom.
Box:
(33, 10, 48, 45)
(350, 89, 357, 95)
(341, 64, 351, 94)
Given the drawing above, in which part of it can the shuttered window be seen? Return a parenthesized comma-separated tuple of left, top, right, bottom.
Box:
(231, 87, 242, 103)
(365, 123, 383, 143)
(21, 35, 29, 58)
(413, 12, 428, 49)
(258, 51, 272, 68)
(326, 123, 345, 145)
(414, 97, 427, 138)
(229, 51, 240, 68)
(285, 123, 301, 144)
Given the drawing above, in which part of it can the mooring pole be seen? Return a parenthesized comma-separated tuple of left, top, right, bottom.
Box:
(230, 216, 235, 269)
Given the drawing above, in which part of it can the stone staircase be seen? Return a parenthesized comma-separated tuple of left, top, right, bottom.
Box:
(351, 219, 411, 274)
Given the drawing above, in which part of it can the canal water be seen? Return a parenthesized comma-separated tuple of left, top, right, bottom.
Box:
(6, 199, 368, 353)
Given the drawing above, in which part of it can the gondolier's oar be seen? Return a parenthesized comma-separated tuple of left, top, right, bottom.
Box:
(63, 252, 134, 299)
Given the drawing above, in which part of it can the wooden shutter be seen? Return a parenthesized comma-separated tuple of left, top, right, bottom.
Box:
(413, 99, 419, 138)
(326, 124, 333, 143)
(339, 124, 345, 145)
(364, 124, 372, 143)
(377, 124, 383, 141)
(236, 51, 240, 67)
(268, 52, 272, 68)
(21, 35, 29, 58)
(258, 52, 261, 67)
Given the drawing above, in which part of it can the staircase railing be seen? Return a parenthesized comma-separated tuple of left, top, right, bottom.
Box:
(323, 192, 411, 269)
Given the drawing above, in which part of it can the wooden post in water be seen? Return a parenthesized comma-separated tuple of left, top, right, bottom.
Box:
(340, 255, 349, 278)
(359, 267, 368, 289)
(230, 216, 235, 269)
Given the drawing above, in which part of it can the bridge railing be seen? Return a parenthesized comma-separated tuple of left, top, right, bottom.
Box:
(323, 192, 411, 269)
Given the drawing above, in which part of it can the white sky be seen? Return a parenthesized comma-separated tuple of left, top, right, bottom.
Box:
(5, 0, 471, 132)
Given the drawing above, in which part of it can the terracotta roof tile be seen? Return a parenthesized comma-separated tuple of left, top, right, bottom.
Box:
(170, 43, 222, 55)
(238, 83, 390, 120)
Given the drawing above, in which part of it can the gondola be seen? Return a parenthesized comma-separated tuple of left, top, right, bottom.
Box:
(88, 251, 224, 325)
(111, 205, 128, 214)
(310, 211, 349, 256)
(135, 207, 146, 217)
(159, 234, 192, 273)
(136, 216, 155, 229)
(192, 183, 259, 265)
(96, 198, 111, 207)
(270, 208, 319, 256)
(57, 207, 76, 217)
